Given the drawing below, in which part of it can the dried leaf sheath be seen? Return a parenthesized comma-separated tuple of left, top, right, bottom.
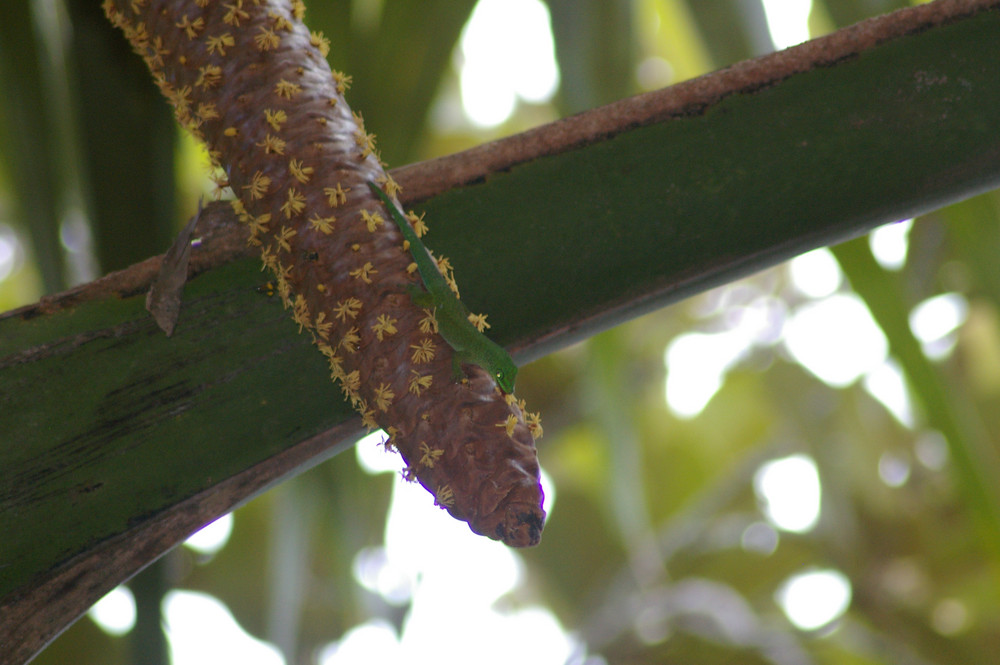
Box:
(103, 0, 545, 546)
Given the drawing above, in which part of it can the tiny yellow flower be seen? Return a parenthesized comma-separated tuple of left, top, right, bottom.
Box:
(209, 172, 229, 199)
(341, 369, 361, 395)
(372, 314, 398, 341)
(525, 412, 543, 440)
(434, 484, 455, 508)
(275, 225, 297, 252)
(496, 414, 518, 438)
(196, 103, 219, 122)
(231, 199, 247, 219)
(275, 262, 293, 282)
(409, 372, 434, 396)
(467, 312, 490, 332)
(275, 274, 292, 307)
(260, 245, 278, 272)
(176, 15, 205, 39)
(340, 382, 360, 408)
(167, 85, 193, 114)
(418, 309, 438, 334)
(339, 327, 360, 353)
(333, 298, 362, 321)
(264, 108, 287, 131)
(406, 211, 429, 238)
(255, 27, 280, 51)
(292, 295, 311, 332)
(359, 403, 379, 431)
(308, 214, 335, 234)
(332, 70, 353, 94)
(418, 441, 443, 468)
(324, 183, 349, 207)
(445, 273, 461, 298)
(436, 256, 454, 275)
(268, 11, 293, 31)
(258, 133, 286, 155)
(281, 187, 306, 218)
(102, 1, 120, 24)
(206, 33, 235, 56)
(195, 64, 222, 89)
(247, 213, 271, 238)
(289, 159, 313, 183)
(275, 79, 302, 99)
(328, 354, 345, 380)
(349, 262, 377, 284)
(360, 209, 384, 233)
(310, 30, 330, 57)
(410, 338, 436, 364)
(223, 1, 249, 26)
(124, 22, 149, 50)
(354, 129, 378, 158)
(314, 312, 333, 340)
(373, 383, 395, 412)
(144, 37, 170, 69)
(244, 171, 271, 199)
(378, 175, 402, 198)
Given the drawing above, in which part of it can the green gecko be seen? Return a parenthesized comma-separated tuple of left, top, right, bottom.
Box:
(368, 182, 517, 393)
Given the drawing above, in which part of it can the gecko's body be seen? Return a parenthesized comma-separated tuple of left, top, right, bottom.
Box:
(369, 182, 517, 393)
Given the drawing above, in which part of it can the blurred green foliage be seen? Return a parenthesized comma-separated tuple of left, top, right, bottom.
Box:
(5, 0, 1000, 664)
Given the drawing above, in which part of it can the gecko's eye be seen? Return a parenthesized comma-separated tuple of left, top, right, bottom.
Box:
(495, 369, 514, 394)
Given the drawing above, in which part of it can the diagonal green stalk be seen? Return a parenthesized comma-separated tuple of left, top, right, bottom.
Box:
(833, 238, 1000, 567)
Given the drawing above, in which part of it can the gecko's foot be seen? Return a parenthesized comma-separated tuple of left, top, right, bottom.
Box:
(404, 283, 434, 307)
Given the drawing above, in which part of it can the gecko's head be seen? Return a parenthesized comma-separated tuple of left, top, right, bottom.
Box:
(482, 334, 518, 393)
(493, 359, 517, 394)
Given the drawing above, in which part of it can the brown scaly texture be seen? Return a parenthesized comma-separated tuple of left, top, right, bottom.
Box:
(103, 0, 544, 546)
